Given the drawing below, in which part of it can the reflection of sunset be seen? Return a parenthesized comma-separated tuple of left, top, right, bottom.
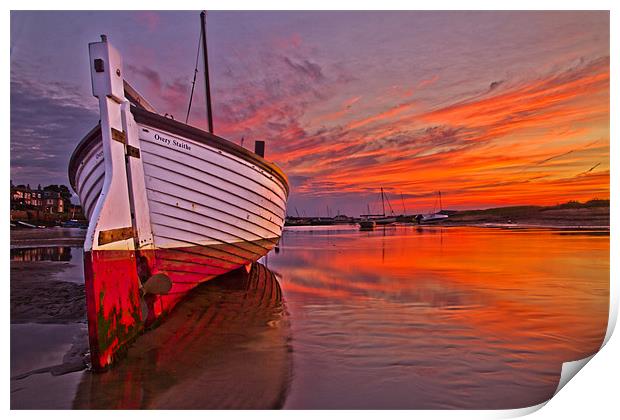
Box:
(270, 226, 608, 408)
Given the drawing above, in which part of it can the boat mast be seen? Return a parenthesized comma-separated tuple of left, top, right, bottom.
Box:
(380, 187, 386, 216)
(439, 191, 443, 212)
(385, 193, 395, 215)
(200, 11, 214, 134)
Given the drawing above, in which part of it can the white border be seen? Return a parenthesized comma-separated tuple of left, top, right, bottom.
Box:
(5, 1, 617, 419)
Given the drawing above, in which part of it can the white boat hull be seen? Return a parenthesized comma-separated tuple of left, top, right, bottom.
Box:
(421, 213, 449, 223)
(72, 119, 287, 256)
(68, 37, 289, 370)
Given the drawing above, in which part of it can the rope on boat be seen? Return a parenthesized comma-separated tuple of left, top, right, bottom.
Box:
(185, 28, 203, 124)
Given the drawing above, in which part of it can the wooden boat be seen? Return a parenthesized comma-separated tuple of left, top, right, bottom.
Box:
(73, 263, 291, 409)
(68, 34, 289, 370)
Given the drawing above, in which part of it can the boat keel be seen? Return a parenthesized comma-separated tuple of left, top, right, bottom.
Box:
(84, 249, 143, 371)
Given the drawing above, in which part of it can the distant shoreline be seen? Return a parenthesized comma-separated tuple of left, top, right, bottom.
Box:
(439, 201, 609, 228)
(284, 223, 609, 231)
(10, 227, 87, 248)
(286, 200, 610, 229)
(10, 201, 609, 249)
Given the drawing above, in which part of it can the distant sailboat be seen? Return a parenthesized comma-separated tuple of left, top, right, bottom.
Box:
(360, 188, 398, 226)
(420, 191, 449, 223)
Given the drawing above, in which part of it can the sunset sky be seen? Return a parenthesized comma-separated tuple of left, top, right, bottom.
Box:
(10, 11, 609, 215)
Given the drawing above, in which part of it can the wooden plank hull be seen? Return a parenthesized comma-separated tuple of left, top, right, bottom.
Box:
(69, 38, 288, 370)
(71, 113, 288, 371)
(73, 263, 290, 409)
(82, 238, 280, 369)
(69, 97, 288, 370)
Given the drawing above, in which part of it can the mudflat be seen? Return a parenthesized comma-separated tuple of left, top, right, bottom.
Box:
(11, 228, 87, 323)
(11, 261, 85, 323)
(11, 228, 89, 409)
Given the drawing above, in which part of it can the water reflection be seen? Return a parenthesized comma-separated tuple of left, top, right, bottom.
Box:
(271, 226, 609, 409)
(73, 263, 291, 409)
(11, 246, 73, 262)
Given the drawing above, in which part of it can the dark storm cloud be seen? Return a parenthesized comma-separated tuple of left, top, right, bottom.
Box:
(288, 175, 312, 190)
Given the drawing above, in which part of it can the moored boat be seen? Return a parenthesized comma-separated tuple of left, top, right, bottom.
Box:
(419, 191, 449, 223)
(420, 213, 449, 223)
(359, 219, 376, 230)
(73, 263, 290, 409)
(68, 34, 289, 370)
(360, 187, 398, 225)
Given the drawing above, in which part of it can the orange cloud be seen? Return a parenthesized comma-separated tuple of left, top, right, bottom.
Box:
(270, 57, 609, 211)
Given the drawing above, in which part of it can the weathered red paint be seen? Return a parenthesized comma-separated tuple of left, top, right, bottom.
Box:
(84, 239, 277, 370)
(74, 263, 288, 409)
(84, 249, 143, 371)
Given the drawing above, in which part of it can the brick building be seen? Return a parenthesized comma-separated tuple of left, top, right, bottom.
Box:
(10, 184, 72, 214)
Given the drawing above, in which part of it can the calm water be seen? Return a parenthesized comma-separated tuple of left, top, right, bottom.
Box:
(10, 226, 609, 409)
(269, 226, 609, 409)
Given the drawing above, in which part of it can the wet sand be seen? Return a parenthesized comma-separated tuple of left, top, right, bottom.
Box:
(11, 257, 85, 323)
(11, 323, 88, 409)
(11, 229, 87, 323)
(11, 228, 89, 409)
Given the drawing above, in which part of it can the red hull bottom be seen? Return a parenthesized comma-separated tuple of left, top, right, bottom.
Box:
(74, 263, 288, 409)
(84, 239, 276, 371)
(84, 249, 143, 371)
